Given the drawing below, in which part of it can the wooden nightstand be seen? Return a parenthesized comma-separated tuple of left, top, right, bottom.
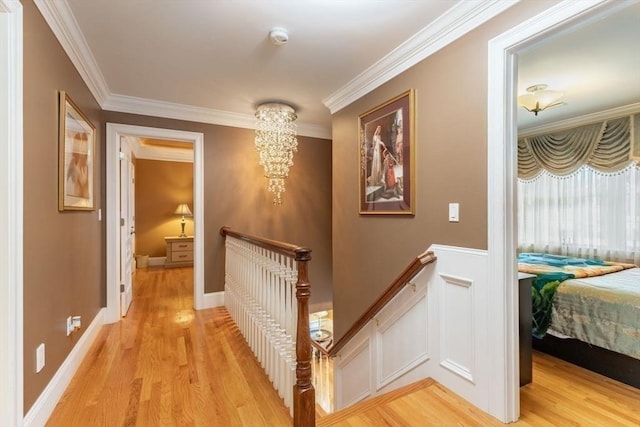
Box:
(164, 236, 194, 268)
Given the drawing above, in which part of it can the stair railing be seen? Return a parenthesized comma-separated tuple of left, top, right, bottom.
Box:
(220, 226, 315, 427)
(310, 340, 333, 415)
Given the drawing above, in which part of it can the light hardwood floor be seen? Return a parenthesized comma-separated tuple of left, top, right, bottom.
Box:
(46, 267, 292, 427)
(47, 267, 640, 426)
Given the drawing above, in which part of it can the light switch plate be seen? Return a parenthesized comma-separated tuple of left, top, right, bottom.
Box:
(36, 343, 45, 373)
(449, 203, 460, 222)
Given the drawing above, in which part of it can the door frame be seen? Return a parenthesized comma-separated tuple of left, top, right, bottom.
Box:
(486, 0, 620, 421)
(0, 1, 23, 425)
(106, 123, 205, 323)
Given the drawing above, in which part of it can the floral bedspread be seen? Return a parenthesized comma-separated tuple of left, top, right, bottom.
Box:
(517, 253, 637, 338)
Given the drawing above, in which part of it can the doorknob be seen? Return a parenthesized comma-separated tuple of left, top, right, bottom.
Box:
(130, 227, 135, 235)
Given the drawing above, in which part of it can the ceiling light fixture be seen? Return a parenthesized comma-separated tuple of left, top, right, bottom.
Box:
(255, 102, 298, 205)
(518, 84, 565, 116)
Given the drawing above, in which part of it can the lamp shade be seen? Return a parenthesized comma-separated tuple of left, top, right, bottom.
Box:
(518, 84, 564, 116)
(174, 203, 192, 216)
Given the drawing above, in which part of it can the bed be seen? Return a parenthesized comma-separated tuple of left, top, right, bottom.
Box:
(518, 253, 639, 388)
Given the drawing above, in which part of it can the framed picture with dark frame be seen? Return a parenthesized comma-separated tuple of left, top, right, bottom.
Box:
(359, 89, 415, 215)
(59, 91, 96, 211)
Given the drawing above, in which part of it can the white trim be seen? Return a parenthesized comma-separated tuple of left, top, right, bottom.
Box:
(487, 0, 617, 422)
(0, 2, 23, 425)
(128, 136, 194, 163)
(322, 0, 519, 113)
(146, 256, 166, 267)
(518, 102, 640, 137)
(23, 309, 105, 427)
(106, 124, 205, 322)
(202, 291, 225, 309)
(32, 2, 331, 140)
(32, 0, 109, 105)
(103, 94, 331, 140)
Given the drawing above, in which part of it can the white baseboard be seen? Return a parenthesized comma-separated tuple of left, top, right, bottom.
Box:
(148, 256, 165, 267)
(24, 308, 106, 427)
(201, 291, 224, 309)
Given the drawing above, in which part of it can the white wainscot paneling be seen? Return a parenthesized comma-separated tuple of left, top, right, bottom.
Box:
(335, 336, 371, 409)
(428, 244, 489, 413)
(376, 288, 429, 389)
(439, 273, 474, 383)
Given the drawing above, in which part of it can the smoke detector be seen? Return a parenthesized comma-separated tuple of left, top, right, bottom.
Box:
(269, 27, 289, 45)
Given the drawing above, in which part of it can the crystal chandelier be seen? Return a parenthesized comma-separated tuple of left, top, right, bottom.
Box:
(255, 102, 298, 205)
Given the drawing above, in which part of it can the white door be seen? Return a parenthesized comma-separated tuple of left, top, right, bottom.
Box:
(120, 139, 135, 316)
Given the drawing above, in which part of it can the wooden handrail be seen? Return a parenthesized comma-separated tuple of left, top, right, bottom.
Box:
(220, 225, 311, 261)
(220, 226, 315, 427)
(328, 250, 437, 357)
(310, 339, 331, 357)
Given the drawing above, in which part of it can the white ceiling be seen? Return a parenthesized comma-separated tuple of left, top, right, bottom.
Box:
(517, 2, 640, 132)
(36, 1, 639, 139)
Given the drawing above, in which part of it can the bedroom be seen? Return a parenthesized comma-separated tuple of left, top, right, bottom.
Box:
(516, 2, 639, 388)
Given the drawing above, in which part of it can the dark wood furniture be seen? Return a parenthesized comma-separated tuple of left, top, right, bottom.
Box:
(533, 333, 640, 389)
(518, 273, 534, 386)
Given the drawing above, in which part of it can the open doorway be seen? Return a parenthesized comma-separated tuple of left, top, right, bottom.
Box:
(106, 124, 205, 324)
(487, 0, 637, 422)
(122, 136, 195, 316)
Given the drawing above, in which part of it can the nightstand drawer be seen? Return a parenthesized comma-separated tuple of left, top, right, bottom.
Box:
(164, 236, 194, 268)
(171, 241, 193, 252)
(170, 251, 193, 263)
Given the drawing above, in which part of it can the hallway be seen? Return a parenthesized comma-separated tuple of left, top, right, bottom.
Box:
(46, 266, 640, 426)
(46, 267, 291, 426)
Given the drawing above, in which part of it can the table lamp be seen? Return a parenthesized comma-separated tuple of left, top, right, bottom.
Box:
(174, 203, 192, 237)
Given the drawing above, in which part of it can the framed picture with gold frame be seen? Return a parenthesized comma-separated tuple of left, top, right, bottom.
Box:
(58, 91, 96, 211)
(359, 89, 415, 215)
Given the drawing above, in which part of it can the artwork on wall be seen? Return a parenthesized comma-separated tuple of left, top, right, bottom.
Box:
(59, 91, 96, 211)
(359, 89, 415, 215)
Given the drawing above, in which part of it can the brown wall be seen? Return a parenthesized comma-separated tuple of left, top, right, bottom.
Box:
(331, 0, 559, 340)
(23, 0, 104, 412)
(135, 159, 194, 257)
(102, 112, 333, 311)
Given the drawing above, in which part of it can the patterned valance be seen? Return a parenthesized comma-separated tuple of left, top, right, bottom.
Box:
(518, 114, 638, 179)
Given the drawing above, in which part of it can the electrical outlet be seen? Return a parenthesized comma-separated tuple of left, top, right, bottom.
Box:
(66, 316, 73, 336)
(71, 315, 82, 331)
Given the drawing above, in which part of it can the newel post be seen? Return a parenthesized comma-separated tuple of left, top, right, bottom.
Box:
(293, 248, 315, 427)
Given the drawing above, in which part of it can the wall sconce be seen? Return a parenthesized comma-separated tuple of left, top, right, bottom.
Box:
(174, 203, 192, 237)
(255, 102, 298, 205)
(518, 84, 565, 116)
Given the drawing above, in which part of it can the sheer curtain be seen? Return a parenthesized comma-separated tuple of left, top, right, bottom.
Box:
(518, 162, 640, 265)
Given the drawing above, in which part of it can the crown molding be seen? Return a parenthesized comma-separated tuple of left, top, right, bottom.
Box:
(518, 102, 640, 137)
(0, 0, 20, 13)
(104, 93, 331, 140)
(33, 0, 110, 105)
(32, 1, 336, 140)
(125, 135, 194, 163)
(323, 0, 519, 113)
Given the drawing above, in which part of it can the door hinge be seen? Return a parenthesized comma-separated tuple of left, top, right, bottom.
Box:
(120, 218, 125, 226)
(120, 284, 125, 292)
